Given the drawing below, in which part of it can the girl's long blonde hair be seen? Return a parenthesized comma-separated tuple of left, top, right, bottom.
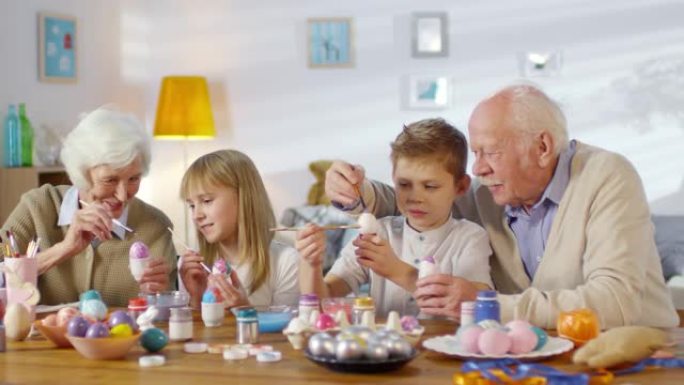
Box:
(180, 149, 276, 294)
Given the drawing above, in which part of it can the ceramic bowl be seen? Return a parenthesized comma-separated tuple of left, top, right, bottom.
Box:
(66, 333, 140, 360)
(230, 305, 296, 333)
(256, 305, 295, 333)
(321, 297, 353, 322)
(143, 291, 190, 321)
(33, 320, 72, 348)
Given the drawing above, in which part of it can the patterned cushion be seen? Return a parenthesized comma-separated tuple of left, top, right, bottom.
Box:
(652, 215, 684, 280)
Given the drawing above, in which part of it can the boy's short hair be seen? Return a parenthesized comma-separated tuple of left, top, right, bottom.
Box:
(390, 118, 468, 178)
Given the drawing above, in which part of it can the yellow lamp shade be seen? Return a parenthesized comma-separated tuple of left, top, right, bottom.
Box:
(154, 76, 215, 139)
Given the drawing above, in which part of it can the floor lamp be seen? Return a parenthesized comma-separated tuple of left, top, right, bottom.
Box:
(154, 76, 216, 245)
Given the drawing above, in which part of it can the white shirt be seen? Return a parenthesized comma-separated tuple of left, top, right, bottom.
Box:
(178, 240, 300, 308)
(233, 240, 300, 307)
(328, 216, 493, 317)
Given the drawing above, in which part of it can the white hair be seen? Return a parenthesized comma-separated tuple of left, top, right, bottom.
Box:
(497, 83, 569, 155)
(60, 106, 151, 190)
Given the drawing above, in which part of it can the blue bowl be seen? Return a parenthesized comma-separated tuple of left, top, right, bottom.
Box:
(254, 305, 295, 333)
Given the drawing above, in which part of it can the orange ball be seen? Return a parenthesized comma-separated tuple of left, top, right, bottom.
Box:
(557, 308, 600, 346)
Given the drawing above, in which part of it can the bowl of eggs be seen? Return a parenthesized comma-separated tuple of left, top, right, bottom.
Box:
(34, 307, 81, 348)
(65, 310, 140, 360)
(304, 326, 418, 373)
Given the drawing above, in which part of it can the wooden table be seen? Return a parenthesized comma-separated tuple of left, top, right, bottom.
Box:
(2, 311, 683, 385)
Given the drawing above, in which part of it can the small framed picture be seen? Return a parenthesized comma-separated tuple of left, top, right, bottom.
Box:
(307, 17, 354, 68)
(518, 51, 563, 77)
(38, 12, 77, 83)
(404, 75, 452, 110)
(411, 12, 449, 58)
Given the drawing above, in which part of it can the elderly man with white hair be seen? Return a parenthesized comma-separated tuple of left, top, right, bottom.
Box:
(324, 84, 679, 329)
(1, 107, 176, 306)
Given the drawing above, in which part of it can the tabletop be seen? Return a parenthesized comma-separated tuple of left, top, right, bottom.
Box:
(2, 310, 684, 385)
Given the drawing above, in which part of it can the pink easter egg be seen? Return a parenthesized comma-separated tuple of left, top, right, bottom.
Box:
(505, 319, 532, 332)
(129, 241, 150, 260)
(315, 313, 336, 330)
(56, 307, 80, 327)
(458, 325, 484, 354)
(42, 314, 58, 327)
(478, 329, 511, 356)
(508, 327, 538, 354)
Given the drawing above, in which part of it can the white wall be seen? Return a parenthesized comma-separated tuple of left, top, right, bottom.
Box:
(0, 0, 129, 145)
(2, 1, 683, 245)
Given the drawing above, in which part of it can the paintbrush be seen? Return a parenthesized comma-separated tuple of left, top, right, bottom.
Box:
(78, 200, 135, 233)
(166, 227, 211, 274)
(270, 224, 360, 232)
(353, 183, 368, 212)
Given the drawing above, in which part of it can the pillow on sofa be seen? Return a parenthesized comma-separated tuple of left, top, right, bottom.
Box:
(652, 215, 684, 280)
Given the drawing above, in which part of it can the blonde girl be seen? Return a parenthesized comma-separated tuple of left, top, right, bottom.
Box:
(178, 149, 299, 309)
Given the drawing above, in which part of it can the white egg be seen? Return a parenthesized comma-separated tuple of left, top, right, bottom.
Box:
(357, 213, 379, 235)
(4, 303, 32, 341)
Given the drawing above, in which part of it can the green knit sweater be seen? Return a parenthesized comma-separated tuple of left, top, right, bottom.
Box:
(1, 185, 178, 306)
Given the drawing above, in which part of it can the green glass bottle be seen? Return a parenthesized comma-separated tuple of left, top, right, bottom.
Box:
(18, 103, 33, 167)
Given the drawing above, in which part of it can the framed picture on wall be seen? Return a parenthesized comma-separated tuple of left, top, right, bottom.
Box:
(38, 12, 77, 83)
(307, 17, 354, 68)
(411, 12, 449, 58)
(404, 75, 452, 110)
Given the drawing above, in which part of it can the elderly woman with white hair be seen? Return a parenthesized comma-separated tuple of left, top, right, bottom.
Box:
(1, 107, 176, 306)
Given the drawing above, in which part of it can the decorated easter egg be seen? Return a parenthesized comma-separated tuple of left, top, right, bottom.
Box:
(336, 338, 364, 361)
(308, 332, 336, 357)
(79, 289, 101, 303)
(108, 310, 135, 330)
(508, 326, 538, 354)
(478, 328, 511, 355)
(4, 303, 31, 341)
(110, 323, 133, 338)
(212, 259, 231, 275)
(86, 322, 110, 338)
(531, 326, 548, 350)
(67, 316, 91, 337)
(140, 327, 168, 353)
(201, 287, 223, 303)
(400, 315, 420, 332)
(56, 307, 80, 327)
(383, 338, 412, 358)
(337, 326, 374, 343)
(458, 324, 484, 354)
(81, 299, 107, 321)
(505, 319, 532, 332)
(42, 314, 59, 327)
(129, 241, 150, 259)
(315, 313, 336, 330)
(557, 308, 600, 346)
(366, 342, 389, 361)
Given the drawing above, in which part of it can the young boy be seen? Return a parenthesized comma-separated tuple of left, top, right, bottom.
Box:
(296, 118, 493, 317)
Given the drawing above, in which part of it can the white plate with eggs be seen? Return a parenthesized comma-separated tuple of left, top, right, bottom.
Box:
(422, 335, 573, 360)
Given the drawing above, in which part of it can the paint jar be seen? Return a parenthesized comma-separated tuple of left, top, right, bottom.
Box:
(236, 307, 259, 344)
(351, 296, 375, 325)
(128, 297, 148, 327)
(460, 301, 475, 327)
(474, 290, 500, 323)
(169, 307, 193, 341)
(298, 293, 319, 322)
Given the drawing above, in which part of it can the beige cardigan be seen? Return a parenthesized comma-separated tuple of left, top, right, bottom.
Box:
(1, 185, 178, 306)
(369, 142, 679, 328)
